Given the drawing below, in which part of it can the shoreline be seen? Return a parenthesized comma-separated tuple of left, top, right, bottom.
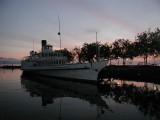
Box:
(0, 65, 21, 69)
(99, 65, 160, 84)
(1, 65, 160, 84)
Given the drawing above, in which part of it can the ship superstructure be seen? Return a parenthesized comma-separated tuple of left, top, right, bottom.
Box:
(21, 40, 108, 81)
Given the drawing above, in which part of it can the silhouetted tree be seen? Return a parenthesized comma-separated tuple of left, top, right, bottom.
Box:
(106, 44, 114, 65)
(149, 28, 160, 58)
(81, 42, 101, 62)
(112, 39, 132, 65)
(69, 27, 160, 65)
(135, 30, 152, 65)
(73, 46, 82, 63)
(100, 43, 110, 59)
(56, 48, 73, 62)
(127, 42, 137, 60)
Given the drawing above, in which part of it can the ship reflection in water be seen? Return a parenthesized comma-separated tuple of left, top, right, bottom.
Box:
(21, 74, 160, 120)
(21, 75, 111, 119)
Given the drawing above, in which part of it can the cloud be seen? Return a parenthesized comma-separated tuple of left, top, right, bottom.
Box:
(61, 0, 141, 34)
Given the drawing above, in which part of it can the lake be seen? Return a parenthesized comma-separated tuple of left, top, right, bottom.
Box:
(0, 69, 160, 120)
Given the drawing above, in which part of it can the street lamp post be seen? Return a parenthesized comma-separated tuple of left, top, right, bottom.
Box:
(3, 58, 6, 66)
(153, 54, 156, 66)
(118, 57, 120, 66)
(126, 59, 129, 65)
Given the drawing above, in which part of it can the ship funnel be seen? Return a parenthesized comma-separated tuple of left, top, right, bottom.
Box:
(41, 40, 47, 52)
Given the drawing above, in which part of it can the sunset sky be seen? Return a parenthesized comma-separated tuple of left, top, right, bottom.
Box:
(0, 0, 160, 59)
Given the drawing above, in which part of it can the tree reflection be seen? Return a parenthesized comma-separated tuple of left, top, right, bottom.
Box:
(21, 74, 160, 120)
(98, 79, 160, 119)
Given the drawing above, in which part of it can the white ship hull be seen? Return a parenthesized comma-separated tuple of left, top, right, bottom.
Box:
(22, 61, 108, 81)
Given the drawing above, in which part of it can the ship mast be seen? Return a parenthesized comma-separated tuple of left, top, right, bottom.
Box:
(58, 15, 61, 50)
(96, 32, 99, 61)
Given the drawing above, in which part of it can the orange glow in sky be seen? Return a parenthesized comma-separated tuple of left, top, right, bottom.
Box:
(0, 0, 160, 59)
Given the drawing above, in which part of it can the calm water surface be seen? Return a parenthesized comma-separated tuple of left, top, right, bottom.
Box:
(0, 69, 160, 120)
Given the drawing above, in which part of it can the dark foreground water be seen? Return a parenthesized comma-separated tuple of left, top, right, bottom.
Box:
(0, 69, 160, 120)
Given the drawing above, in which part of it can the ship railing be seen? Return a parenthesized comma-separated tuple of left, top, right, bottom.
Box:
(22, 56, 38, 62)
(22, 56, 30, 61)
